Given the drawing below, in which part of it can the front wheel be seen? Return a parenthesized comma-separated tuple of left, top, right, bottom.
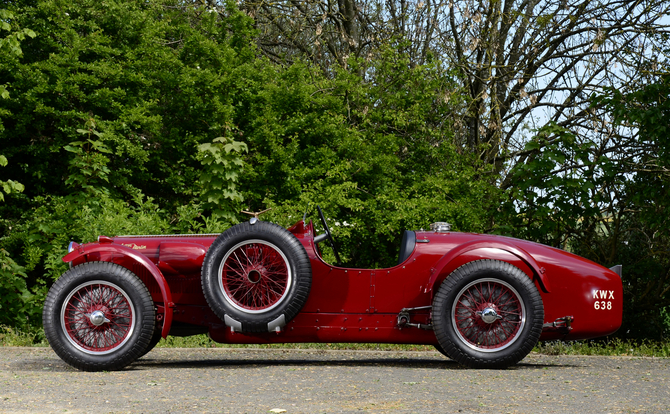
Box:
(432, 260, 544, 369)
(138, 325, 163, 358)
(43, 262, 156, 371)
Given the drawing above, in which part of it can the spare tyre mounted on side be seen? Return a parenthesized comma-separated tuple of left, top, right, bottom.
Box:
(201, 220, 312, 333)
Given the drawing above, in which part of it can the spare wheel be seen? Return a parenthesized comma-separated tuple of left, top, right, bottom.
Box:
(201, 220, 312, 333)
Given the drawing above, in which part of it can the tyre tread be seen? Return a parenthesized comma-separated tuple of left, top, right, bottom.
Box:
(201, 221, 312, 333)
(432, 259, 544, 369)
(43, 262, 155, 372)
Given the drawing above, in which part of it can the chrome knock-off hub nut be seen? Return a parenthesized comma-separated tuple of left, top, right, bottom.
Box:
(478, 308, 503, 324)
(89, 310, 107, 326)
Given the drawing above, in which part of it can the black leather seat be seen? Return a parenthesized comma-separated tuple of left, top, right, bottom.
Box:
(397, 230, 416, 265)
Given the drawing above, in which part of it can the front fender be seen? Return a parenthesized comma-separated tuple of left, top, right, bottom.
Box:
(424, 239, 551, 296)
(63, 242, 174, 338)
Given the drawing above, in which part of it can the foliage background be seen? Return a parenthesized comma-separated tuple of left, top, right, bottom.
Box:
(0, 0, 668, 340)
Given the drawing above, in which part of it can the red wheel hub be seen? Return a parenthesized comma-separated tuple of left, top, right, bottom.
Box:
(220, 241, 291, 312)
(61, 281, 134, 354)
(452, 279, 525, 351)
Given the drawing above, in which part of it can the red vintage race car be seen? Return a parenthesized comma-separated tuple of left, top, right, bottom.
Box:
(43, 207, 623, 371)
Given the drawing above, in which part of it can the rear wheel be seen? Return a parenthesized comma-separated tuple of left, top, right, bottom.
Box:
(432, 260, 543, 369)
(43, 262, 155, 371)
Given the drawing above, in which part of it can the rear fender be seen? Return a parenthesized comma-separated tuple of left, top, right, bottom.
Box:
(63, 242, 174, 338)
(424, 239, 550, 297)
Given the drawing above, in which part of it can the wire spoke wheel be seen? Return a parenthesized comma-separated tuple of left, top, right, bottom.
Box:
(202, 221, 312, 333)
(61, 281, 135, 355)
(452, 278, 525, 352)
(432, 260, 543, 369)
(44, 262, 155, 371)
(219, 240, 291, 313)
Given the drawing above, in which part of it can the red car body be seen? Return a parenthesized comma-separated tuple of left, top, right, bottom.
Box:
(46, 216, 623, 371)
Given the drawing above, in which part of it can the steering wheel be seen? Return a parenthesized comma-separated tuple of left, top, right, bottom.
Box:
(315, 205, 342, 266)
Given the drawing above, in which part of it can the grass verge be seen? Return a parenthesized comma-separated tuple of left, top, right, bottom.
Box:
(0, 326, 48, 347)
(534, 338, 670, 358)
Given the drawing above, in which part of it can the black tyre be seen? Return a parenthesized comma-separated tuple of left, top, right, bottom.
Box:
(42, 262, 156, 371)
(433, 343, 453, 359)
(138, 325, 162, 358)
(201, 220, 312, 333)
(432, 260, 544, 369)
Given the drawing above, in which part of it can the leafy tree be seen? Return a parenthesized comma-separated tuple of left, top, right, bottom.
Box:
(503, 69, 670, 338)
(0, 8, 33, 329)
(0, 8, 36, 99)
(0, 0, 255, 211)
(237, 0, 669, 174)
(0, 7, 31, 201)
(0, 0, 258, 328)
(0, 248, 35, 327)
(498, 122, 602, 248)
(592, 71, 670, 338)
(197, 136, 248, 221)
(0, 154, 24, 202)
(235, 47, 493, 267)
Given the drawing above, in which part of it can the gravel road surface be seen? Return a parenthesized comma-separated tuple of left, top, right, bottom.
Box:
(0, 347, 668, 413)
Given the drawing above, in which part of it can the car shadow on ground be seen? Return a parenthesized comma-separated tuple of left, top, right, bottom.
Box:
(129, 355, 576, 371)
(7, 350, 579, 372)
